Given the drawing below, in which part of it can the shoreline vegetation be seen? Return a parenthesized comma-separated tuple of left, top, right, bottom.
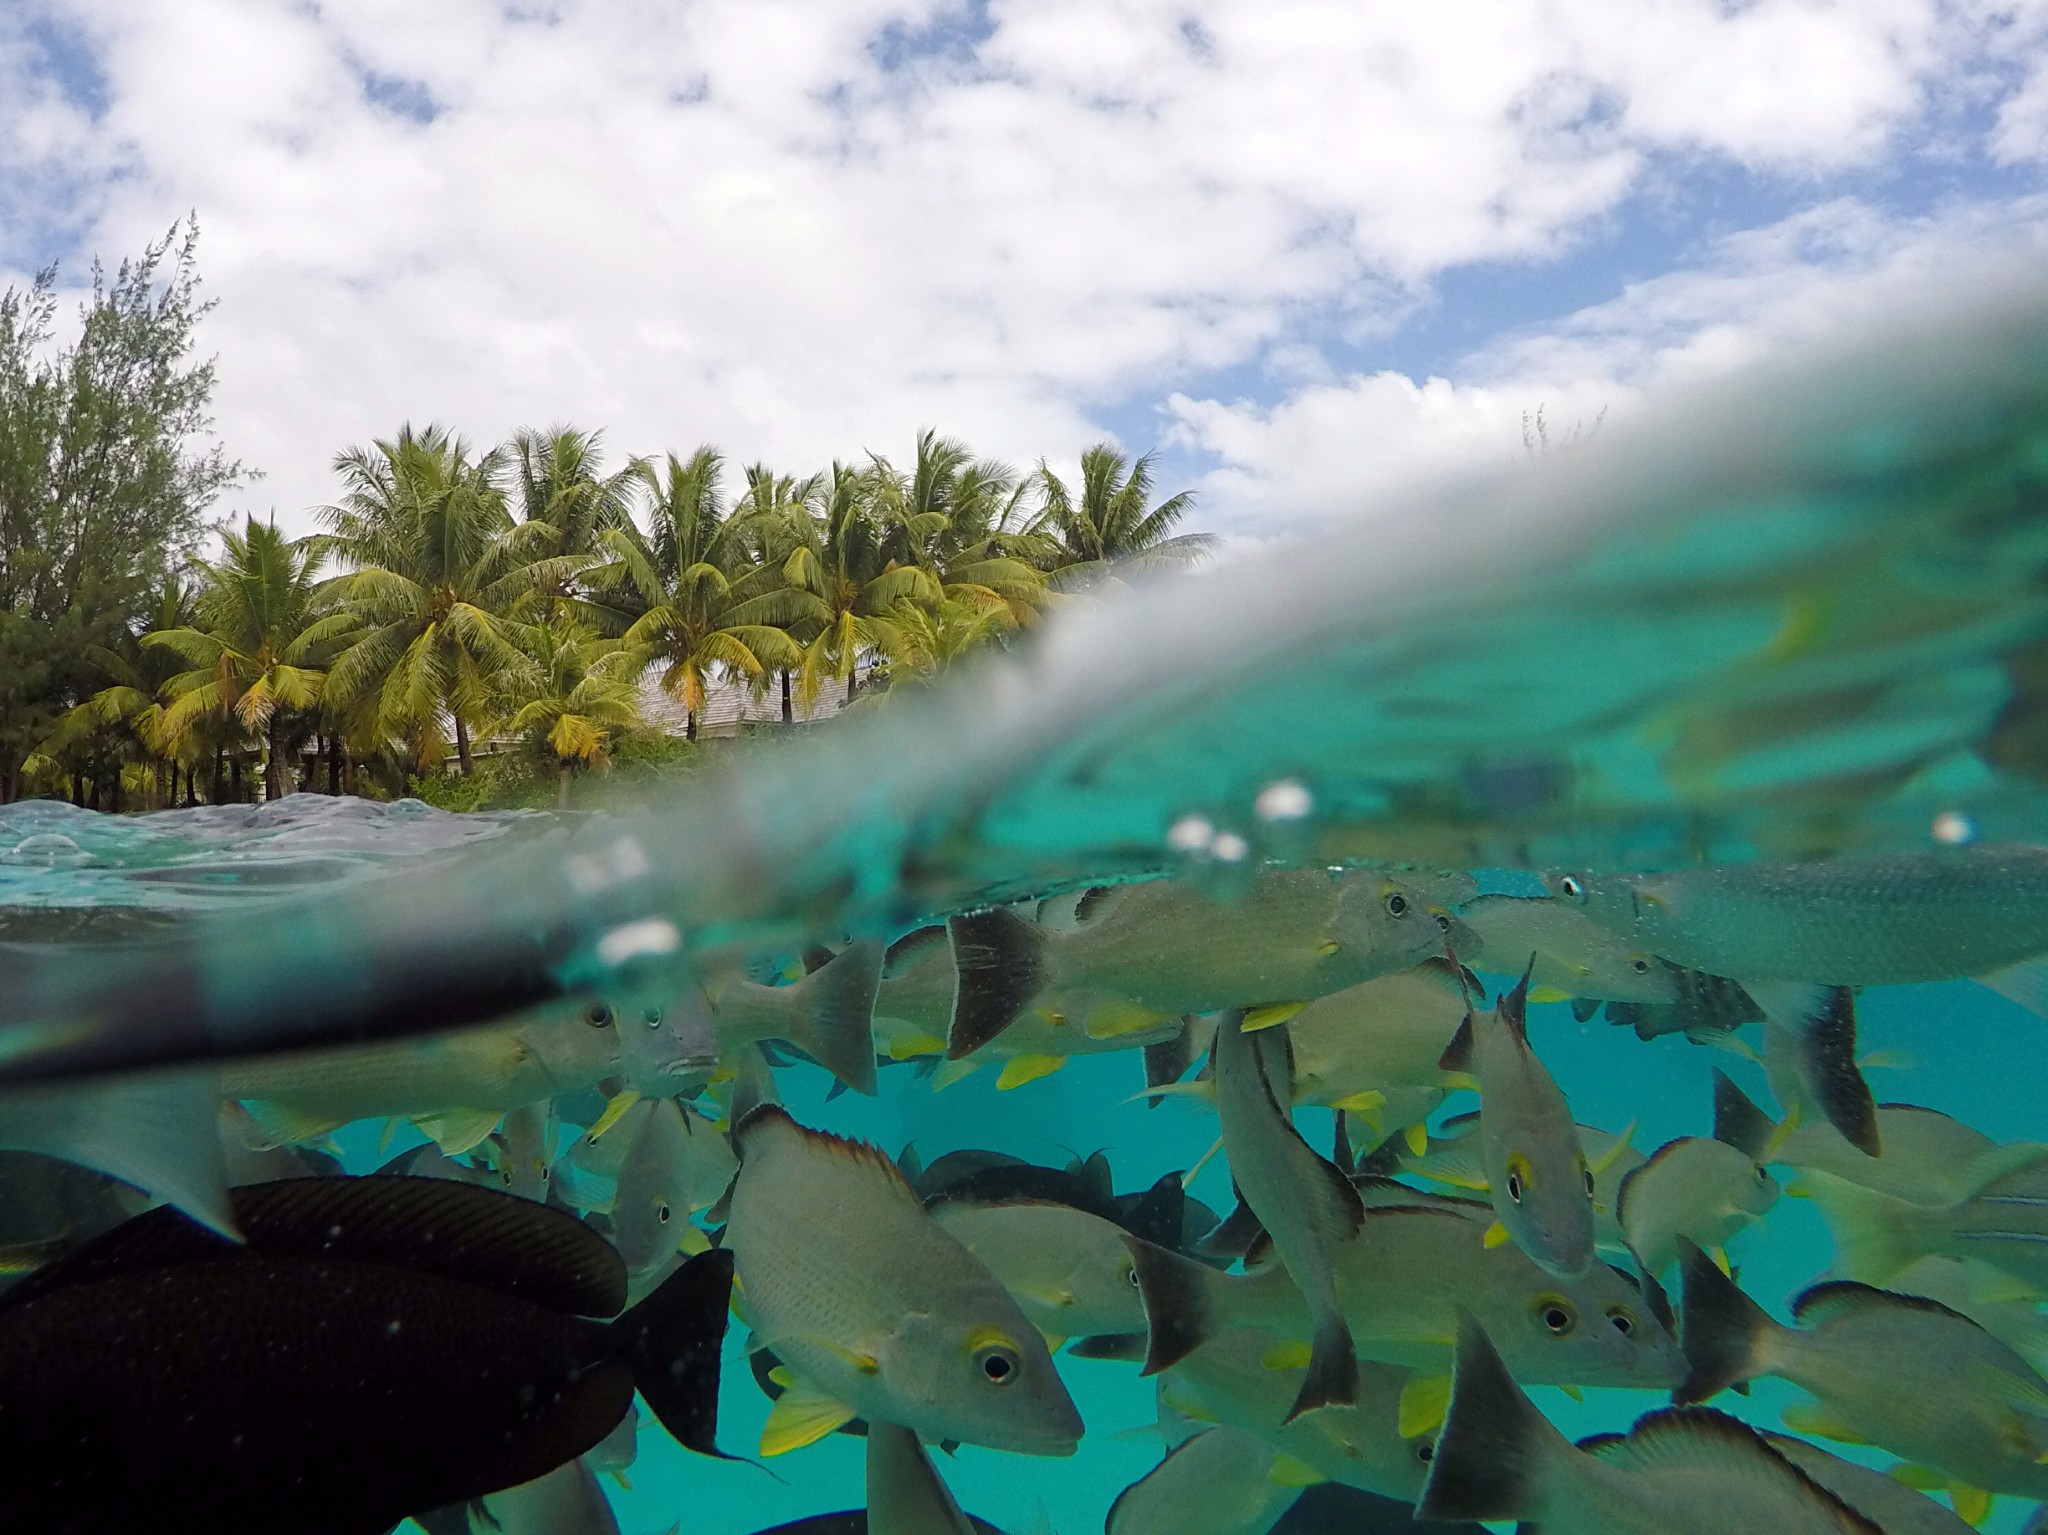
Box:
(0, 225, 1207, 813)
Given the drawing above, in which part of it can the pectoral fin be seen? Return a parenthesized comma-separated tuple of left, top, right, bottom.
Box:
(1243, 1002, 1307, 1032)
(1482, 1220, 1510, 1249)
(996, 1054, 1067, 1090)
(1398, 1373, 1451, 1438)
(761, 1381, 859, 1456)
(414, 1108, 500, 1157)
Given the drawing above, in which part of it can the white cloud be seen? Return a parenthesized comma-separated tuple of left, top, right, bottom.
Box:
(0, 0, 2041, 533)
(1167, 193, 2048, 532)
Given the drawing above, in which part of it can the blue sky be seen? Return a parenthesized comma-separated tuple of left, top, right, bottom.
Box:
(2, 0, 2046, 541)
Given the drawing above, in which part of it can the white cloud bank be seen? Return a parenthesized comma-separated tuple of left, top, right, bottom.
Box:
(0, 0, 2044, 533)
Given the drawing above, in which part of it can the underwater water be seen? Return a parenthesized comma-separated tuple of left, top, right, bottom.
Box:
(7, 281, 2048, 1534)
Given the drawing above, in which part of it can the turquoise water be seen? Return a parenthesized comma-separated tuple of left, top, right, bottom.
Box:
(6, 283, 2048, 1533)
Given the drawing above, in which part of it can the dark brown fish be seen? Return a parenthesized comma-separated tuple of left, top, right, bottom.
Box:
(0, 1175, 731, 1535)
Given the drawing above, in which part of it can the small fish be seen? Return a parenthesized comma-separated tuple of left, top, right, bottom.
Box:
(610, 1097, 736, 1281)
(1214, 1010, 1362, 1418)
(1108, 1424, 1304, 1535)
(1763, 1434, 1977, 1535)
(928, 1197, 1151, 1342)
(1437, 966, 1596, 1278)
(700, 940, 885, 1096)
(1676, 1240, 2048, 1499)
(1125, 1198, 1682, 1389)
(1616, 1135, 1778, 1278)
(1550, 846, 2048, 985)
(1458, 893, 1676, 1005)
(1374, 1111, 1642, 1258)
(1157, 1327, 1435, 1501)
(1418, 1312, 1879, 1532)
(0, 1176, 732, 1533)
(724, 1105, 1082, 1457)
(1278, 963, 1472, 1139)
(945, 867, 1472, 1058)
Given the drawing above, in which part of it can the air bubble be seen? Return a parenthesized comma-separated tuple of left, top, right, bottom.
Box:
(1931, 810, 1976, 845)
(1254, 779, 1312, 822)
(597, 917, 683, 966)
(1166, 815, 1214, 853)
(1210, 832, 1250, 863)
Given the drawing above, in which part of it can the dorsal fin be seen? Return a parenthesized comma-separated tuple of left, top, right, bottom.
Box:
(2, 1175, 627, 1317)
(735, 1104, 921, 1207)
(1496, 956, 1536, 1045)
(1437, 1015, 1475, 1072)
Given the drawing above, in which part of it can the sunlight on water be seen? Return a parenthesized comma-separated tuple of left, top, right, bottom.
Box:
(6, 280, 2048, 1533)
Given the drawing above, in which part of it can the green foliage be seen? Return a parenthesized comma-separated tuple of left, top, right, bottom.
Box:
(0, 220, 243, 797)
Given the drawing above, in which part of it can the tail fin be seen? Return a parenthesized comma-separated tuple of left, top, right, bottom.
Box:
(1752, 984, 1877, 1156)
(1416, 1310, 1562, 1523)
(786, 940, 882, 1096)
(1711, 1070, 1777, 1161)
(866, 1421, 975, 1535)
(615, 1246, 735, 1458)
(2, 1070, 235, 1238)
(947, 908, 1046, 1059)
(1288, 1312, 1360, 1422)
(1142, 1020, 1197, 1110)
(1121, 1172, 1188, 1252)
(1675, 1237, 1773, 1403)
(1122, 1233, 1226, 1375)
(1795, 1168, 1920, 1285)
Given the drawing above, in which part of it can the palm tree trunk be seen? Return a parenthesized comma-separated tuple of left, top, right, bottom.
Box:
(557, 765, 573, 809)
(265, 717, 284, 801)
(110, 768, 123, 815)
(325, 734, 341, 795)
(230, 754, 244, 802)
(685, 709, 697, 742)
(455, 715, 475, 777)
(70, 773, 83, 808)
(780, 669, 793, 724)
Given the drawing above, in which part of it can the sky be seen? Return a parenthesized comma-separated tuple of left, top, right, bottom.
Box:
(3, 0, 2047, 546)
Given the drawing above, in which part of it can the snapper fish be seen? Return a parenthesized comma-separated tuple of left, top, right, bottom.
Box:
(1418, 1313, 1880, 1533)
(1762, 1434, 1978, 1535)
(1124, 1196, 1682, 1389)
(1615, 1132, 1779, 1279)
(944, 866, 1472, 1059)
(723, 1105, 1082, 1457)
(1676, 1241, 2048, 1502)
(1457, 893, 1677, 1006)
(1436, 965, 1596, 1278)
(0, 1176, 732, 1535)
(1794, 1145, 2048, 1292)
(696, 939, 885, 1096)
(927, 1197, 1154, 1343)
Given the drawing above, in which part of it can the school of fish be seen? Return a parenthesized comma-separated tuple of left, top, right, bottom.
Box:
(7, 843, 2048, 1534)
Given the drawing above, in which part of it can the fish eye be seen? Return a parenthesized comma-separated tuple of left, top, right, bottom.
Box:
(585, 1004, 615, 1029)
(1583, 1168, 1596, 1198)
(1607, 1307, 1636, 1337)
(1505, 1156, 1531, 1204)
(642, 1006, 665, 1029)
(1415, 1441, 1434, 1464)
(1125, 1263, 1141, 1290)
(1384, 891, 1409, 918)
(657, 1203, 672, 1225)
(1432, 911, 1451, 932)
(1630, 957, 1650, 973)
(1532, 1296, 1577, 1335)
(975, 1343, 1022, 1385)
(1506, 1171, 1523, 1203)
(1756, 1164, 1771, 1183)
(1559, 875, 1585, 902)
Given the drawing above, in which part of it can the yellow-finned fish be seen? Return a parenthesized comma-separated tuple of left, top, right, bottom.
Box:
(724, 1105, 1082, 1457)
(927, 1198, 1149, 1342)
(1124, 1196, 1682, 1389)
(1282, 962, 1472, 1138)
(1419, 1313, 1881, 1532)
(697, 940, 885, 1096)
(944, 867, 1473, 1059)
(1794, 1146, 2048, 1292)
(1437, 968, 1596, 1279)
(1615, 1135, 1778, 1278)
(1676, 1242, 2048, 1499)
(1376, 1111, 1643, 1258)
(1763, 1434, 1978, 1535)
(608, 1098, 736, 1281)
(1459, 893, 1677, 1005)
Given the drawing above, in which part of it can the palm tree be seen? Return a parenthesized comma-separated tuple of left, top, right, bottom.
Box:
(35, 578, 196, 808)
(1028, 443, 1209, 589)
(505, 426, 641, 631)
(146, 518, 337, 801)
(753, 462, 939, 709)
(314, 424, 535, 777)
(503, 618, 644, 806)
(888, 593, 1018, 683)
(867, 429, 1048, 626)
(600, 448, 801, 740)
